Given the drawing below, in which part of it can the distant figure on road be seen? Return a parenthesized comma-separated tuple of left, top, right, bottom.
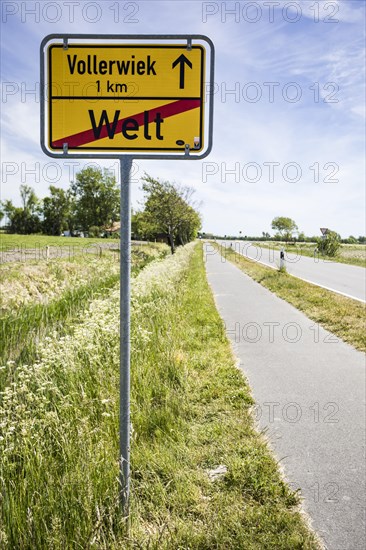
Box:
(280, 247, 285, 269)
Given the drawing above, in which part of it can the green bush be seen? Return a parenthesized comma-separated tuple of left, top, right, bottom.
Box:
(317, 230, 341, 257)
(88, 225, 101, 238)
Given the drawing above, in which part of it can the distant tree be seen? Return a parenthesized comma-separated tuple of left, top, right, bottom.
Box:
(20, 185, 38, 212)
(344, 235, 357, 244)
(271, 216, 298, 242)
(1, 185, 41, 234)
(177, 204, 202, 245)
(358, 236, 366, 244)
(141, 174, 202, 253)
(71, 167, 120, 231)
(42, 186, 74, 236)
(317, 230, 341, 257)
(176, 184, 202, 245)
(131, 210, 155, 240)
(297, 231, 306, 242)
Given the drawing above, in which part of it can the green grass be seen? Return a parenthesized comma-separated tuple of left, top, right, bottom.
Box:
(0, 244, 169, 370)
(0, 243, 320, 548)
(0, 233, 109, 250)
(0, 272, 120, 372)
(216, 243, 365, 352)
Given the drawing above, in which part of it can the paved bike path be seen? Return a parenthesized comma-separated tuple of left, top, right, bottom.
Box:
(205, 247, 365, 550)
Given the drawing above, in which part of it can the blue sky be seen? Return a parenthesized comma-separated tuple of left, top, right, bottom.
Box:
(1, 0, 365, 237)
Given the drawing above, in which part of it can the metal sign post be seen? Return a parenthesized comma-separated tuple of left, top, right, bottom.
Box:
(119, 156, 133, 513)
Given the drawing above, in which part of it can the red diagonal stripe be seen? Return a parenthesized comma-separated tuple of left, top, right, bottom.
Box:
(52, 99, 201, 148)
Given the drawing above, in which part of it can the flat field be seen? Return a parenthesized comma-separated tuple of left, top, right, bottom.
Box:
(0, 233, 109, 249)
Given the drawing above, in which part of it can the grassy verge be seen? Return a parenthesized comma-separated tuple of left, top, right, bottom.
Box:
(214, 243, 365, 352)
(0, 272, 120, 371)
(0, 253, 119, 314)
(1, 243, 319, 548)
(0, 244, 169, 369)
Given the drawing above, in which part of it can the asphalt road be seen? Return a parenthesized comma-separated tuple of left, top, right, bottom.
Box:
(217, 241, 366, 303)
(205, 246, 365, 550)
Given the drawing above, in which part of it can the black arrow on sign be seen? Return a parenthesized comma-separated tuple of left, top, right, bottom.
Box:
(172, 54, 193, 89)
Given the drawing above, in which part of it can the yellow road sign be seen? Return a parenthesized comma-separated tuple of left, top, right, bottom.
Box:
(45, 42, 209, 155)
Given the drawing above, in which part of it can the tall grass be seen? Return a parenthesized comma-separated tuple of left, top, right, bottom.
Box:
(0, 245, 193, 548)
(0, 245, 169, 369)
(0, 244, 168, 313)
